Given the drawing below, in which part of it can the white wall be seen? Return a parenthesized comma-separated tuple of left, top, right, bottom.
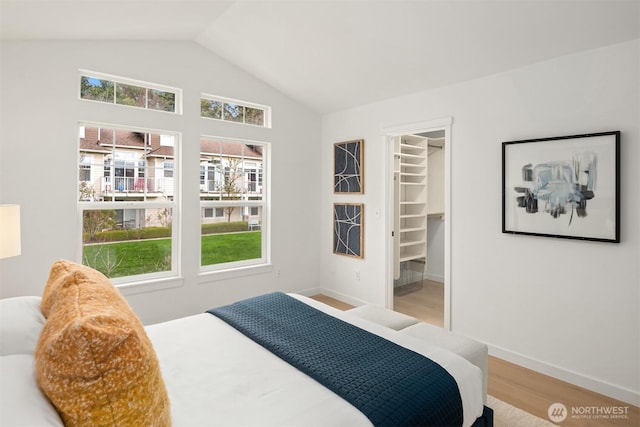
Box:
(0, 41, 322, 324)
(320, 40, 639, 404)
(426, 217, 444, 282)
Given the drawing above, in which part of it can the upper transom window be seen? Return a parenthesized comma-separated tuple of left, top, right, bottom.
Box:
(80, 71, 182, 114)
(201, 94, 271, 128)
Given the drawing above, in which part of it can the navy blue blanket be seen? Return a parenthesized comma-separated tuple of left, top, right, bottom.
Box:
(208, 292, 463, 427)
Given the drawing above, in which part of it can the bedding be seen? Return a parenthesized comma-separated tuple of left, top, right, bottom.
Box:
(1, 261, 490, 426)
(209, 292, 464, 427)
(0, 296, 64, 427)
(0, 354, 64, 427)
(0, 295, 45, 355)
(147, 293, 486, 427)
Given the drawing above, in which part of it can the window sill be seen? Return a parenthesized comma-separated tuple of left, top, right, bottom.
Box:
(198, 263, 273, 285)
(116, 276, 184, 296)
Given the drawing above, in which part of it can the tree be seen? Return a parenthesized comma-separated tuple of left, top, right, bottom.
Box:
(115, 83, 145, 108)
(83, 244, 122, 277)
(83, 210, 116, 242)
(79, 181, 95, 201)
(148, 89, 175, 112)
(80, 76, 114, 102)
(220, 159, 244, 222)
(201, 99, 222, 119)
(245, 107, 264, 126)
(156, 208, 172, 228)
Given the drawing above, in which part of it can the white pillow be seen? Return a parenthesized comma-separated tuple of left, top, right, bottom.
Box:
(0, 354, 64, 426)
(0, 296, 45, 355)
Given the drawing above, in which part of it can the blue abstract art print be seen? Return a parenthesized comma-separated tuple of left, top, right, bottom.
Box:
(334, 139, 364, 194)
(502, 131, 620, 243)
(333, 203, 363, 258)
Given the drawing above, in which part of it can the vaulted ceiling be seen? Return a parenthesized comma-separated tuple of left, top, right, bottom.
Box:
(1, 1, 638, 113)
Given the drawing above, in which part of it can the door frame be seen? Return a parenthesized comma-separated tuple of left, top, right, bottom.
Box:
(383, 117, 453, 329)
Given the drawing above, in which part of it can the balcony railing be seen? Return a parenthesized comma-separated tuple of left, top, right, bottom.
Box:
(80, 177, 260, 201)
(79, 177, 176, 200)
(103, 177, 154, 192)
(199, 180, 262, 194)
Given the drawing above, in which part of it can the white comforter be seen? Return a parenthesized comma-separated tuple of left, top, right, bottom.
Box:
(145, 294, 484, 427)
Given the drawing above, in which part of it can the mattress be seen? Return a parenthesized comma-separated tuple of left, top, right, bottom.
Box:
(145, 294, 484, 426)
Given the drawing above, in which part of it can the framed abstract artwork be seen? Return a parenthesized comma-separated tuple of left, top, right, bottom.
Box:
(334, 139, 364, 194)
(333, 203, 363, 258)
(502, 131, 620, 243)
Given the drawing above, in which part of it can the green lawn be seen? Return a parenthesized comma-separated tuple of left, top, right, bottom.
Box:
(201, 232, 262, 265)
(83, 231, 261, 278)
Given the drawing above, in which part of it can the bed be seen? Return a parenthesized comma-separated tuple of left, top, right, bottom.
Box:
(0, 260, 493, 426)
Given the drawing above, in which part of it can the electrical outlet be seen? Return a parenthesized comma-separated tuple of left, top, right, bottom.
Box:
(355, 270, 360, 281)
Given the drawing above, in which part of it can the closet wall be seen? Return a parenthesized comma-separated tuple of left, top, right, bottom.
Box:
(426, 136, 445, 282)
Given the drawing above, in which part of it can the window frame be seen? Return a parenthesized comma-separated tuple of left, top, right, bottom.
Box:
(199, 135, 270, 274)
(77, 121, 181, 286)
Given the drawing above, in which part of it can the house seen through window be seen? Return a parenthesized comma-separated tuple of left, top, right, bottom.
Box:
(78, 124, 178, 281)
(199, 137, 268, 271)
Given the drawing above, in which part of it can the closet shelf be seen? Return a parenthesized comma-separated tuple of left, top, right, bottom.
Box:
(399, 254, 427, 263)
(400, 214, 425, 219)
(400, 240, 426, 248)
(399, 162, 427, 168)
(399, 143, 426, 150)
(398, 152, 426, 160)
(400, 227, 426, 233)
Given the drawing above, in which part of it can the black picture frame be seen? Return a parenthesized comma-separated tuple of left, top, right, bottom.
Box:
(333, 203, 363, 258)
(502, 131, 620, 243)
(334, 139, 364, 194)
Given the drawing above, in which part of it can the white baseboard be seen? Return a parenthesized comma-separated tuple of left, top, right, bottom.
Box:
(424, 272, 444, 283)
(489, 344, 640, 407)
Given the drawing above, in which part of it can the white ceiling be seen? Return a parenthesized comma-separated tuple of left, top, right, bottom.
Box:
(1, 1, 639, 113)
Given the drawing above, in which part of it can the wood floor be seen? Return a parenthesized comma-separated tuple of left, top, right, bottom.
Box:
(311, 287, 639, 427)
(393, 279, 445, 327)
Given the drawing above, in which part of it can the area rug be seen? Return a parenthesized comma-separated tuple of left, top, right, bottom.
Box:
(489, 395, 557, 427)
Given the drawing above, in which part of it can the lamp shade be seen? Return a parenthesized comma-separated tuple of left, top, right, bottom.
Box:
(0, 205, 21, 259)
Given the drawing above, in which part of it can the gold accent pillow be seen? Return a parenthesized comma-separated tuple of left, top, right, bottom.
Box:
(35, 260, 171, 426)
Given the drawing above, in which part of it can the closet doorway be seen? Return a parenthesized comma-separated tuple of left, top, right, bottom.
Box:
(384, 118, 452, 329)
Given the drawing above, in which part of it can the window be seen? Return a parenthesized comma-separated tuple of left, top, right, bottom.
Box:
(163, 162, 174, 178)
(80, 71, 181, 114)
(79, 154, 92, 182)
(200, 136, 268, 271)
(78, 71, 273, 285)
(201, 94, 270, 128)
(78, 123, 179, 282)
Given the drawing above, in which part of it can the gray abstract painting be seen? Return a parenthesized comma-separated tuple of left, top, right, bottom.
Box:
(502, 132, 619, 242)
